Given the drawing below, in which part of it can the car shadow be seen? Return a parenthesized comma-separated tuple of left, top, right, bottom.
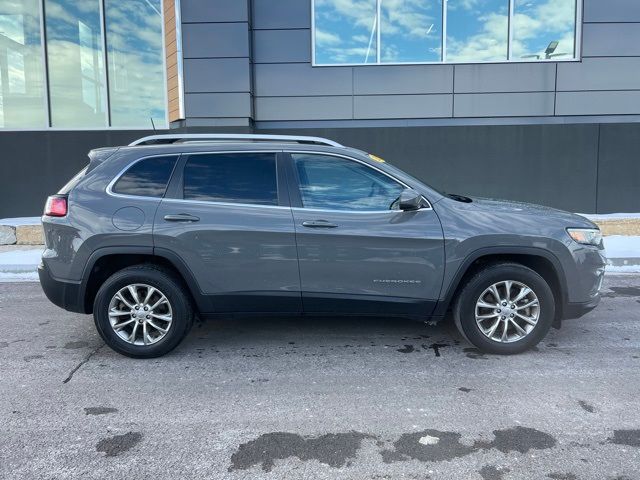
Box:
(177, 313, 465, 355)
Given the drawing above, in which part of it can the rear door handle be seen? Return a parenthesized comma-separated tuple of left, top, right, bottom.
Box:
(163, 213, 200, 222)
(302, 220, 338, 228)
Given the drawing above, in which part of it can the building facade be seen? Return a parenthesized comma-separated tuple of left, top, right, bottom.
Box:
(0, 0, 168, 217)
(167, 0, 640, 214)
(1, 0, 640, 216)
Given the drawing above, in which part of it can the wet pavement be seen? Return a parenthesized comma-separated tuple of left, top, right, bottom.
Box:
(1, 275, 639, 479)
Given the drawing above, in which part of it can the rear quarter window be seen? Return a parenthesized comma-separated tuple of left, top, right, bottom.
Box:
(112, 155, 178, 198)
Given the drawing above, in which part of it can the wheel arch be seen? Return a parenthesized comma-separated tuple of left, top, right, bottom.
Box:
(435, 247, 568, 324)
(80, 247, 211, 314)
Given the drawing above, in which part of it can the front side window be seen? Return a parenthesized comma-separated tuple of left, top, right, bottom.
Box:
(293, 153, 404, 211)
(112, 155, 178, 197)
(183, 153, 278, 205)
(313, 0, 578, 65)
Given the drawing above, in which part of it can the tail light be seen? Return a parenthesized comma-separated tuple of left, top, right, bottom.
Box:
(44, 195, 68, 217)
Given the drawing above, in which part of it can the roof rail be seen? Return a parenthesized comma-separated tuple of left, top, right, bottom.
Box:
(128, 134, 343, 148)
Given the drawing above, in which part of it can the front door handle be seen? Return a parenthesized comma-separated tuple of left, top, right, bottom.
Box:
(302, 220, 338, 228)
(164, 213, 200, 222)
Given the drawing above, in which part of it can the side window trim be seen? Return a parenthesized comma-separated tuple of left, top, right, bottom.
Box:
(171, 150, 288, 208)
(107, 153, 181, 200)
(164, 153, 186, 200)
(287, 150, 413, 213)
(281, 152, 304, 209)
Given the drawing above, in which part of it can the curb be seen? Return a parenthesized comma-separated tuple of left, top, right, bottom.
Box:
(595, 219, 640, 236)
(0, 224, 44, 246)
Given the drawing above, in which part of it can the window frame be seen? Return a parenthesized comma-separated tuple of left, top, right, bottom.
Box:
(284, 150, 429, 213)
(106, 153, 180, 200)
(311, 0, 582, 67)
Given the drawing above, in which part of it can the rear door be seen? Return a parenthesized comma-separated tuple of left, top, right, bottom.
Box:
(153, 150, 301, 313)
(285, 151, 444, 316)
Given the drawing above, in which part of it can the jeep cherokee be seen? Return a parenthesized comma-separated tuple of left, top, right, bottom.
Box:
(38, 134, 606, 357)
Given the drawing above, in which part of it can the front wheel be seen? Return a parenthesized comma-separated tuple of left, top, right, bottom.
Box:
(93, 265, 194, 358)
(453, 263, 555, 354)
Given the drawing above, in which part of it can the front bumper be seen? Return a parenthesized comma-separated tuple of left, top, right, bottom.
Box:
(38, 262, 85, 314)
(563, 295, 601, 320)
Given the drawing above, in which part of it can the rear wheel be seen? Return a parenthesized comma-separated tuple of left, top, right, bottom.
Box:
(453, 263, 555, 354)
(93, 265, 194, 358)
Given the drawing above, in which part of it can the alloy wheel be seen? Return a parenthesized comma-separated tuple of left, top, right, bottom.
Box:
(474, 280, 540, 343)
(107, 284, 173, 346)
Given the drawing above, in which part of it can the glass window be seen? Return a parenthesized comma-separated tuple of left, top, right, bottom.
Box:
(313, 0, 578, 65)
(183, 153, 278, 205)
(104, 0, 166, 128)
(113, 155, 178, 197)
(293, 153, 404, 211)
(45, 0, 107, 127)
(314, 0, 378, 65)
(0, 0, 47, 128)
(446, 0, 508, 62)
(380, 0, 442, 63)
(512, 0, 576, 61)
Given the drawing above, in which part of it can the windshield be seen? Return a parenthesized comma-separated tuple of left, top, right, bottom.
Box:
(367, 153, 447, 197)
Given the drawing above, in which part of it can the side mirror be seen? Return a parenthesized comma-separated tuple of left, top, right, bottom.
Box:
(398, 188, 423, 211)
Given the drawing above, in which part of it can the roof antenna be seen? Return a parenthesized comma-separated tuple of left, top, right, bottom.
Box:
(150, 117, 157, 132)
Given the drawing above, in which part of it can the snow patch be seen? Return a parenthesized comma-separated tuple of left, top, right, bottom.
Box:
(578, 212, 640, 221)
(0, 248, 43, 265)
(0, 248, 42, 282)
(418, 435, 440, 446)
(0, 271, 39, 282)
(0, 216, 41, 227)
(607, 265, 640, 274)
(604, 236, 640, 258)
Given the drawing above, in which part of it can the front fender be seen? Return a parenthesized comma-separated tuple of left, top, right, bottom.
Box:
(433, 236, 573, 317)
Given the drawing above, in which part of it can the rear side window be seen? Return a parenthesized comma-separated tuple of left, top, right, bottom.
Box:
(112, 155, 178, 198)
(183, 153, 278, 205)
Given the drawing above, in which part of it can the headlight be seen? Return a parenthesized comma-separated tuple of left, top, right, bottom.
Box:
(566, 228, 602, 246)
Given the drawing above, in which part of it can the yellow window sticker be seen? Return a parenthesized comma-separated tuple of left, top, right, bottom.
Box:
(368, 153, 386, 163)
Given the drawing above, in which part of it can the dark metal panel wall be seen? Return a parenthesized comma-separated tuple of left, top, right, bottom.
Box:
(596, 124, 640, 213)
(0, 123, 638, 217)
(0, 130, 158, 218)
(262, 123, 639, 214)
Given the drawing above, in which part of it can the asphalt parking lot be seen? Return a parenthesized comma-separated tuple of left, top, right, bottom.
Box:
(1, 275, 639, 480)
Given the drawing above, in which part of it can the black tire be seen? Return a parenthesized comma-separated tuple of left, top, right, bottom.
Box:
(453, 263, 555, 354)
(93, 265, 194, 358)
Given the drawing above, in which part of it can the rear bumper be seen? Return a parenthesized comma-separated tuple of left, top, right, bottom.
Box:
(563, 294, 601, 320)
(38, 263, 86, 314)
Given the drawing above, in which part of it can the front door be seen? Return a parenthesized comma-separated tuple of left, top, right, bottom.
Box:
(154, 151, 301, 313)
(286, 152, 444, 316)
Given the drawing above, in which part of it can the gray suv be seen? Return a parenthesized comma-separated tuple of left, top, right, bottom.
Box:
(39, 134, 606, 358)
